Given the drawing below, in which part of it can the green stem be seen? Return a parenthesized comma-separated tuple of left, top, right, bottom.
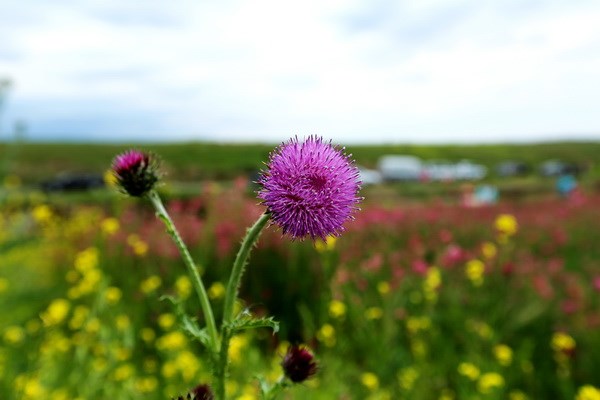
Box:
(147, 190, 219, 353)
(216, 212, 270, 400)
(262, 375, 287, 400)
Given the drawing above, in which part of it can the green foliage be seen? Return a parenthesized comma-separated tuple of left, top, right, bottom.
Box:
(1, 182, 600, 399)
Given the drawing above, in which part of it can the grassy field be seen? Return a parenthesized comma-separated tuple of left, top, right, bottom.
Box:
(1, 141, 600, 399)
(1, 140, 599, 184)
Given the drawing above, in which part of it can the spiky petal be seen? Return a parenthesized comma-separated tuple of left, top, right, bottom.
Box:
(258, 136, 361, 240)
(111, 150, 159, 197)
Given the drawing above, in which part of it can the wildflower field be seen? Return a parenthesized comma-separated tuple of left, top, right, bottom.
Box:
(1, 151, 600, 399)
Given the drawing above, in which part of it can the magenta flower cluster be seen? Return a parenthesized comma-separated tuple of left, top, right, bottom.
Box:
(112, 150, 159, 197)
(258, 136, 361, 240)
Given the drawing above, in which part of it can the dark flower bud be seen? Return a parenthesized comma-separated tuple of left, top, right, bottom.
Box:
(173, 383, 214, 400)
(111, 150, 160, 197)
(190, 384, 215, 400)
(281, 345, 318, 383)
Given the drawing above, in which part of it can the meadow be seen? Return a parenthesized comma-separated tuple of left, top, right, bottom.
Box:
(1, 142, 600, 399)
(2, 141, 600, 184)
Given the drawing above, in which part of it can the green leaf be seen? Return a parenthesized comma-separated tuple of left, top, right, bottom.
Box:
(227, 309, 279, 334)
(160, 295, 212, 349)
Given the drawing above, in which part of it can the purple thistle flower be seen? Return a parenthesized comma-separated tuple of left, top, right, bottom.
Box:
(111, 150, 160, 197)
(281, 344, 318, 383)
(258, 136, 361, 240)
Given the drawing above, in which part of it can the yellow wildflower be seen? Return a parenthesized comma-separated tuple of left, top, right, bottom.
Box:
(141, 327, 156, 343)
(69, 305, 90, 330)
(175, 275, 192, 299)
(103, 169, 118, 186)
(315, 235, 337, 252)
(100, 218, 120, 235)
(406, 316, 431, 334)
(41, 298, 70, 326)
(317, 323, 336, 347)
(74, 247, 99, 272)
(161, 360, 177, 379)
(132, 240, 148, 256)
(494, 344, 513, 366)
(176, 350, 201, 382)
(552, 332, 576, 353)
(495, 214, 518, 236)
(458, 362, 480, 380)
(481, 242, 497, 259)
(509, 390, 529, 400)
(208, 281, 226, 300)
(116, 347, 132, 361)
(361, 372, 379, 391)
(85, 318, 101, 334)
(377, 281, 390, 295)
(424, 267, 441, 302)
(478, 372, 504, 394)
(105, 286, 122, 305)
(158, 313, 175, 330)
(113, 363, 134, 381)
(32, 205, 52, 224)
(140, 275, 162, 294)
(115, 314, 131, 331)
(3, 326, 25, 344)
(157, 331, 187, 351)
(365, 307, 383, 320)
(329, 299, 347, 319)
(135, 376, 159, 393)
(229, 335, 248, 363)
(576, 385, 600, 400)
(398, 367, 419, 390)
(465, 259, 485, 287)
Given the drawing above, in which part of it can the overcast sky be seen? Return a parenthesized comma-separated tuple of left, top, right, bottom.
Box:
(1, 0, 600, 144)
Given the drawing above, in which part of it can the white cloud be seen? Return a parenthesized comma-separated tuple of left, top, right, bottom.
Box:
(0, 0, 599, 143)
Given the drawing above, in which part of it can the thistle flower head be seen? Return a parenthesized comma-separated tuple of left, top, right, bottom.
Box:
(111, 150, 160, 197)
(173, 384, 214, 400)
(258, 136, 361, 240)
(281, 344, 318, 383)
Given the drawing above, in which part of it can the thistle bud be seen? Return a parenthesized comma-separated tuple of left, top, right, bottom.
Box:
(111, 150, 160, 197)
(173, 384, 214, 400)
(281, 345, 318, 383)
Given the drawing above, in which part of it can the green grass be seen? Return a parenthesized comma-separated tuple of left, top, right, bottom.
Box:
(2, 140, 600, 185)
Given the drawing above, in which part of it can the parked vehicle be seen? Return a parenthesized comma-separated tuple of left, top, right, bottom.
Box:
(378, 156, 423, 181)
(40, 173, 105, 192)
(454, 160, 487, 180)
(539, 160, 584, 177)
(496, 161, 530, 177)
(357, 166, 383, 186)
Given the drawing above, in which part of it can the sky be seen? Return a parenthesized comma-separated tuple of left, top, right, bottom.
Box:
(1, 0, 600, 144)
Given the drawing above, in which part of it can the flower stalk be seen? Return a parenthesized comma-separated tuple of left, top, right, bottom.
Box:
(147, 190, 219, 354)
(215, 212, 271, 399)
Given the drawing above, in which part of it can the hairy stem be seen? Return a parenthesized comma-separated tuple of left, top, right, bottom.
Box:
(147, 190, 219, 353)
(216, 212, 270, 400)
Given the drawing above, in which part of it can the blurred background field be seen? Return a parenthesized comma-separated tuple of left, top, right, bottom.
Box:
(1, 142, 600, 399)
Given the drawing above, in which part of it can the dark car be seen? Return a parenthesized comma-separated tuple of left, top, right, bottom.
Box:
(41, 173, 106, 192)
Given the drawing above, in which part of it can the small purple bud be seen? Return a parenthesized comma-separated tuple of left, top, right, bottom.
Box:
(111, 150, 160, 197)
(281, 345, 318, 383)
(190, 384, 214, 400)
(258, 136, 362, 240)
(173, 384, 214, 400)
